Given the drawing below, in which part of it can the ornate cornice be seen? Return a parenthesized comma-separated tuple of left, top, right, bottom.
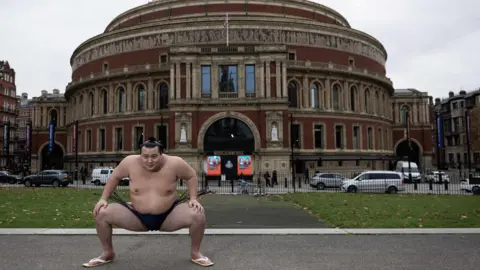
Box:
(71, 18, 387, 69)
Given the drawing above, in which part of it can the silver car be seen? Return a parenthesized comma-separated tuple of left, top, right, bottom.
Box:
(309, 173, 346, 190)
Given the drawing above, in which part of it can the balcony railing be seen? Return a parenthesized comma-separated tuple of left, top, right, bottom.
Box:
(67, 60, 392, 91)
(67, 63, 169, 90)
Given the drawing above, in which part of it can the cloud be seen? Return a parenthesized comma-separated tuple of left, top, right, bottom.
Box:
(0, 0, 478, 98)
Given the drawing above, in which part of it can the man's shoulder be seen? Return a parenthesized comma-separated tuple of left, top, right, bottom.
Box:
(122, 155, 140, 164)
(165, 155, 186, 165)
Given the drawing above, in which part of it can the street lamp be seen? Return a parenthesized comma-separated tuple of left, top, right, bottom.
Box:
(465, 109, 472, 179)
(435, 106, 445, 184)
(290, 111, 295, 192)
(400, 107, 413, 185)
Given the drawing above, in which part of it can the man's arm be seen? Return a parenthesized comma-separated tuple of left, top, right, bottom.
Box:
(100, 156, 132, 200)
(176, 157, 198, 201)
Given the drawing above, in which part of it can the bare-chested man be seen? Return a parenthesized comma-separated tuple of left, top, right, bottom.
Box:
(83, 138, 213, 268)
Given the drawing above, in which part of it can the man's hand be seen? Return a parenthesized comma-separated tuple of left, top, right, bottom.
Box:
(188, 199, 204, 212)
(93, 198, 108, 217)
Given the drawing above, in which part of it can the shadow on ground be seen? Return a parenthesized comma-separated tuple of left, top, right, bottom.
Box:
(198, 194, 328, 228)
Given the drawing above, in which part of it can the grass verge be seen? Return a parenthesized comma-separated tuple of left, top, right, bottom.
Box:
(278, 192, 480, 228)
(0, 188, 129, 228)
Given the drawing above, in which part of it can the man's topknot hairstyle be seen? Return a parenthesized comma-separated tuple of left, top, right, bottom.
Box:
(139, 137, 164, 153)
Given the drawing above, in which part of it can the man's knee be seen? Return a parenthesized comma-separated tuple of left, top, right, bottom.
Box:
(187, 208, 206, 225)
(95, 207, 111, 223)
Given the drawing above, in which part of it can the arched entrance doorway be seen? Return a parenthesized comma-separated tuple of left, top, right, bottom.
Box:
(395, 139, 421, 168)
(41, 143, 64, 170)
(203, 117, 255, 181)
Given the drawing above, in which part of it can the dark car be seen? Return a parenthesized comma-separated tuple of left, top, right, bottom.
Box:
(22, 170, 73, 187)
(0, 171, 22, 184)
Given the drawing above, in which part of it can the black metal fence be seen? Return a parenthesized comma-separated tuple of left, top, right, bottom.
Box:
(2, 171, 479, 196)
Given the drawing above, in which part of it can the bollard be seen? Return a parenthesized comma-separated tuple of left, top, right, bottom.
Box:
(231, 178, 234, 193)
(298, 176, 302, 188)
(444, 180, 448, 191)
(218, 178, 221, 187)
(414, 181, 418, 190)
(429, 180, 433, 190)
(180, 179, 183, 186)
(284, 177, 287, 188)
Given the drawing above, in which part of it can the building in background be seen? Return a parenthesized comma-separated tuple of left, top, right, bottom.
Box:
(0, 61, 19, 168)
(392, 88, 434, 170)
(30, 89, 67, 171)
(29, 0, 433, 176)
(16, 92, 33, 166)
(434, 90, 480, 169)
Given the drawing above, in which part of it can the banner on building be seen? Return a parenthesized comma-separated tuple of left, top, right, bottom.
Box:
(48, 120, 56, 153)
(436, 115, 444, 148)
(26, 121, 32, 153)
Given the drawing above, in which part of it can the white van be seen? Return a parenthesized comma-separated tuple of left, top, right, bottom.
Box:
(341, 170, 405, 194)
(90, 167, 129, 186)
(395, 161, 421, 182)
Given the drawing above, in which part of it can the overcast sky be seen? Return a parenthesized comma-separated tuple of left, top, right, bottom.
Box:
(1, 0, 478, 99)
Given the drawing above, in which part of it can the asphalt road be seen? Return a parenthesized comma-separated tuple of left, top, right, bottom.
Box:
(1, 235, 479, 269)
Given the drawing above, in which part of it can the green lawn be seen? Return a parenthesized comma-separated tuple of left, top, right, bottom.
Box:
(278, 192, 480, 228)
(0, 188, 130, 228)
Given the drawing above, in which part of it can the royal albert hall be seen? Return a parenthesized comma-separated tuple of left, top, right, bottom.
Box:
(64, 0, 396, 178)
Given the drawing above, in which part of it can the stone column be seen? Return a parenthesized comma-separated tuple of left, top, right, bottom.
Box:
(238, 63, 245, 98)
(59, 107, 64, 127)
(108, 84, 114, 113)
(212, 63, 218, 98)
(126, 81, 133, 111)
(259, 61, 265, 98)
(302, 76, 308, 108)
(169, 63, 175, 100)
(282, 61, 287, 98)
(325, 78, 331, 109)
(148, 77, 154, 110)
(175, 63, 181, 99)
(265, 62, 271, 98)
(192, 64, 198, 98)
(94, 88, 99, 115)
(186, 63, 191, 99)
(276, 61, 281, 98)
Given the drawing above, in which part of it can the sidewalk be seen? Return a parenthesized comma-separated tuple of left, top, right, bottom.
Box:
(1, 234, 479, 269)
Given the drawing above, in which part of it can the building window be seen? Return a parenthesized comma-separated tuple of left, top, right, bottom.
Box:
(367, 127, 373, 149)
(218, 65, 238, 97)
(137, 86, 145, 111)
(115, 128, 123, 151)
(332, 84, 341, 110)
(311, 83, 320, 109)
(102, 90, 108, 114)
(350, 86, 357, 111)
(245, 65, 255, 97)
(156, 125, 168, 150)
(291, 124, 300, 148)
(314, 124, 323, 148)
(201, 65, 211, 98)
(135, 126, 144, 151)
(335, 125, 344, 149)
(288, 82, 298, 108)
(99, 129, 106, 151)
(158, 83, 169, 109)
(118, 88, 125, 112)
(353, 126, 360, 149)
(86, 130, 92, 151)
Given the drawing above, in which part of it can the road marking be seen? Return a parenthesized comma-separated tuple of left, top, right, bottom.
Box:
(0, 228, 479, 235)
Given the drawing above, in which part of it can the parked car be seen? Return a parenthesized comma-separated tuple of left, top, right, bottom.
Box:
(341, 170, 405, 194)
(0, 171, 22, 184)
(395, 161, 421, 183)
(425, 171, 450, 183)
(90, 167, 129, 186)
(309, 173, 346, 190)
(22, 170, 73, 187)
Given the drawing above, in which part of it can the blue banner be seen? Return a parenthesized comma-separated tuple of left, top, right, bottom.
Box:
(436, 115, 444, 148)
(48, 121, 55, 153)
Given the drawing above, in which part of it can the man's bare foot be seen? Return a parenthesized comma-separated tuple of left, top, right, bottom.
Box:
(82, 252, 115, 268)
(191, 252, 214, 267)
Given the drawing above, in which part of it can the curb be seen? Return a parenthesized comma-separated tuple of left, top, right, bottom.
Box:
(0, 228, 480, 235)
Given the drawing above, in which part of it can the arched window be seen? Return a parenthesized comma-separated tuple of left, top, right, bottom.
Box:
(102, 89, 108, 114)
(158, 83, 169, 109)
(118, 87, 125, 113)
(288, 81, 298, 108)
(311, 83, 320, 109)
(332, 84, 341, 110)
(364, 89, 370, 113)
(89, 92, 94, 116)
(350, 86, 357, 111)
(50, 109, 58, 125)
(137, 86, 145, 111)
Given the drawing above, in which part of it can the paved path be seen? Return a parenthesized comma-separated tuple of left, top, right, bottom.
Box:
(1, 235, 479, 269)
